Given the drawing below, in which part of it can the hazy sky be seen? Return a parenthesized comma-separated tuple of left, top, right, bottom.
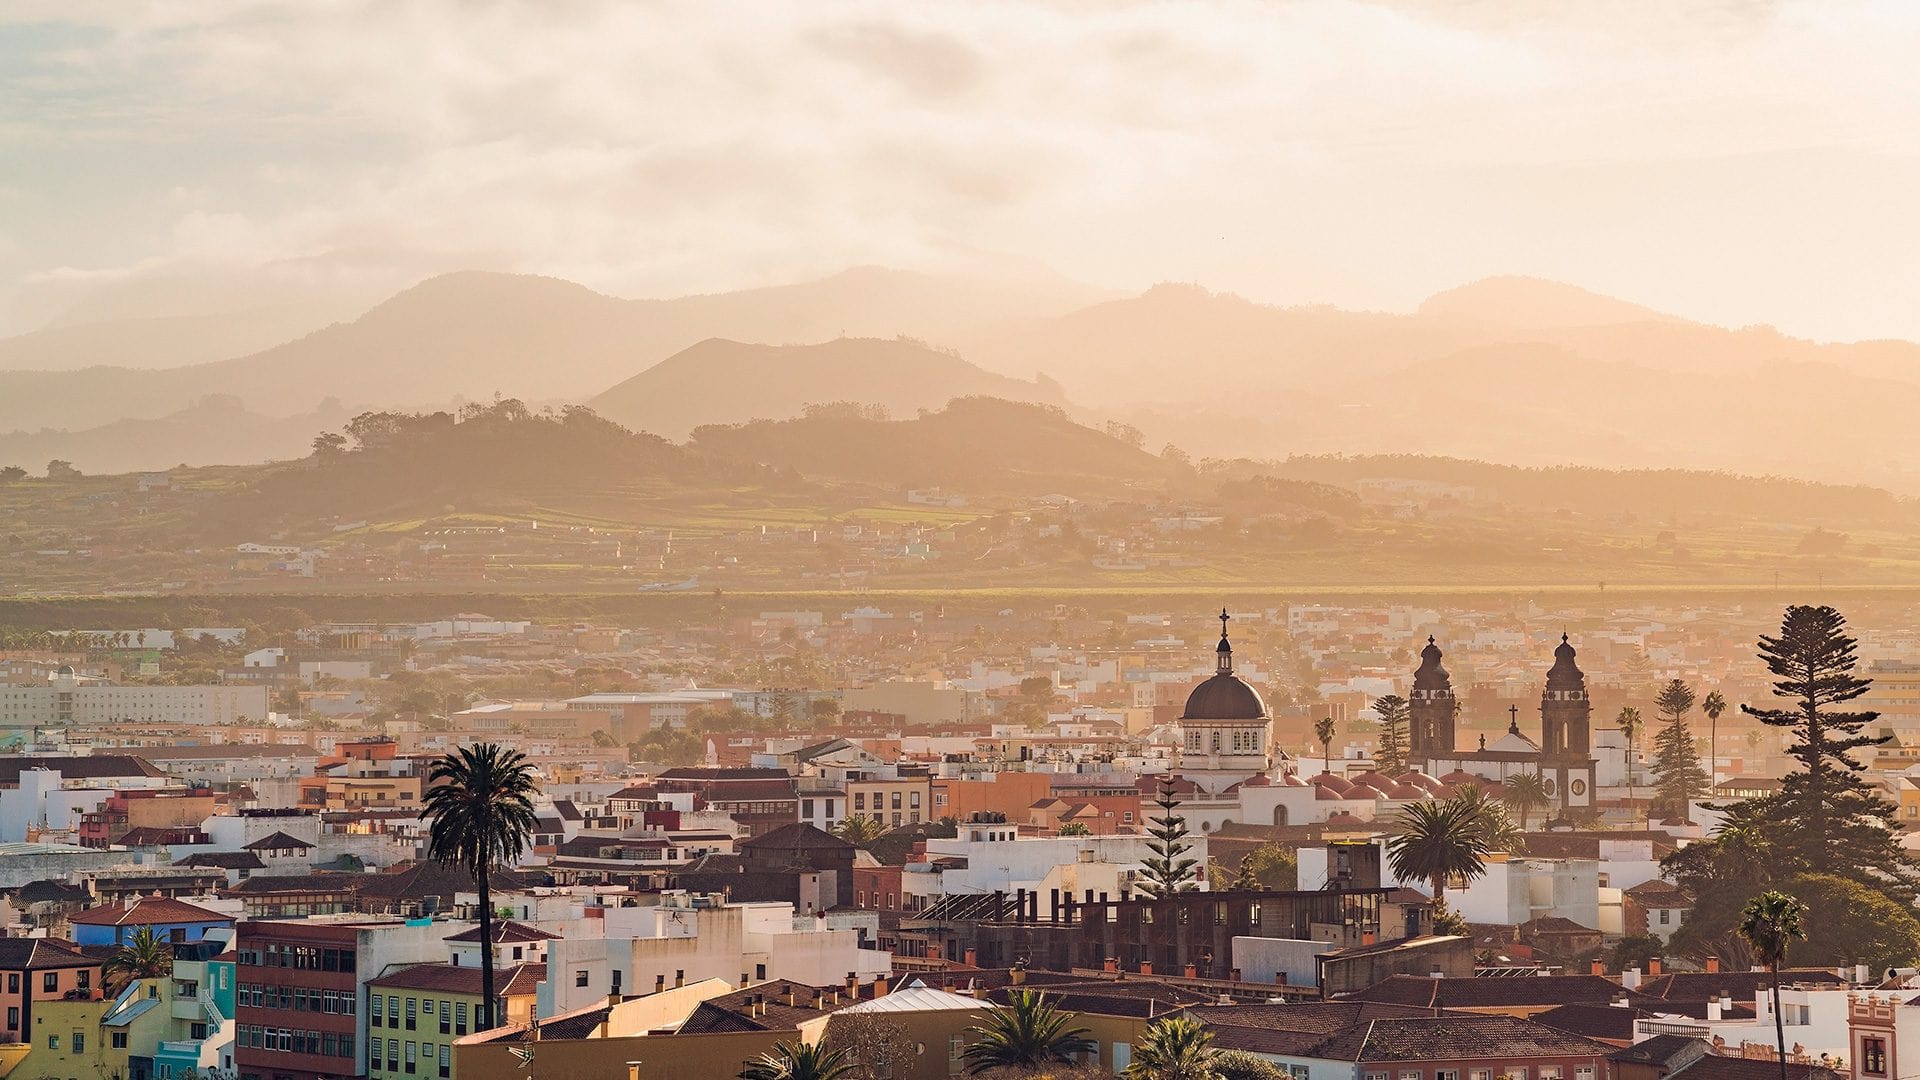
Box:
(4, 0, 1920, 341)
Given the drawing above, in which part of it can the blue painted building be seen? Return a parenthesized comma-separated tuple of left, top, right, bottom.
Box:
(70, 895, 235, 947)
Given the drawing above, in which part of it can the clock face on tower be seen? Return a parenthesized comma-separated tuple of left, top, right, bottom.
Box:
(1570, 778, 1587, 797)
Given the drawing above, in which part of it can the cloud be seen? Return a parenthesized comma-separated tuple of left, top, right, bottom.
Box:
(2, 0, 1918, 340)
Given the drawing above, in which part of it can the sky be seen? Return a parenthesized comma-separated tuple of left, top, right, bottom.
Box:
(3, 0, 1920, 341)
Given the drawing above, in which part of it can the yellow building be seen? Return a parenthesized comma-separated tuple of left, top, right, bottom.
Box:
(16, 977, 180, 1080)
(366, 962, 543, 1080)
(847, 776, 932, 828)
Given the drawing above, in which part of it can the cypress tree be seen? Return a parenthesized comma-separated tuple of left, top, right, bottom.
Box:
(1138, 775, 1198, 897)
(1742, 605, 1908, 883)
(1650, 679, 1710, 823)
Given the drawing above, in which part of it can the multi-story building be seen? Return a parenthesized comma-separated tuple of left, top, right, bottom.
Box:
(0, 938, 100, 1046)
(653, 768, 798, 838)
(365, 962, 543, 1080)
(232, 917, 459, 1080)
(846, 774, 931, 828)
(0, 667, 269, 726)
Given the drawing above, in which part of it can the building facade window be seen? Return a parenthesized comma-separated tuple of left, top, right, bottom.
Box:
(1864, 1038, 1889, 1076)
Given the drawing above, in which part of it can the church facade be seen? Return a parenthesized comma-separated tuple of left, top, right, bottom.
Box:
(1418, 634, 1599, 821)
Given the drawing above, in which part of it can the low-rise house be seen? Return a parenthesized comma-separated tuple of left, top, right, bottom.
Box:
(366, 961, 543, 1080)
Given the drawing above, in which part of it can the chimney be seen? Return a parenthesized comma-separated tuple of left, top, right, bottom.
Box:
(1362, 930, 1376, 946)
(785, 988, 797, 1008)
(1010, 967, 1027, 986)
(1591, 959, 1605, 976)
(1706, 956, 1720, 974)
(675, 969, 685, 988)
(1622, 967, 1642, 990)
(1103, 957, 1119, 973)
(1184, 964, 1199, 979)
(846, 972, 858, 996)
(972, 985, 987, 1000)
(1139, 961, 1153, 976)
(1707, 999, 1722, 1022)
(654, 974, 666, 994)
(963, 948, 977, 968)
(1649, 959, 1662, 976)
(1429, 966, 1444, 980)
(874, 976, 889, 998)
(1230, 968, 1242, 983)
(1857, 964, 1872, 985)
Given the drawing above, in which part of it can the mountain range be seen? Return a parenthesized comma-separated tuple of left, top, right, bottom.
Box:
(2, 266, 1917, 491)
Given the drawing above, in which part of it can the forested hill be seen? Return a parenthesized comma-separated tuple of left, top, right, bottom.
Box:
(687, 397, 1176, 493)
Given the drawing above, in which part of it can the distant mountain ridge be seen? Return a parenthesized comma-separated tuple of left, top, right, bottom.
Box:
(589, 337, 1064, 439)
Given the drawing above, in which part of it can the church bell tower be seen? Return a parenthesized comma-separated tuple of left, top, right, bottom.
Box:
(1409, 636, 1457, 764)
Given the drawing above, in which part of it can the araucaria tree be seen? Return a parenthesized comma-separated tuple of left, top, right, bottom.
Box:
(421, 742, 538, 1031)
(1139, 775, 1198, 897)
(1742, 605, 1907, 880)
(1650, 679, 1711, 823)
(1372, 694, 1409, 775)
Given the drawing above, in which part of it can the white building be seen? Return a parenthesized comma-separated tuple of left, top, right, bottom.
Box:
(0, 668, 269, 727)
(538, 894, 890, 1017)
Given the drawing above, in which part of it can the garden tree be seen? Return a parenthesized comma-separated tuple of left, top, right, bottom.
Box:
(589, 728, 618, 748)
(961, 989, 1094, 1074)
(809, 697, 841, 722)
(742, 1040, 857, 1080)
(420, 742, 537, 1031)
(1701, 690, 1728, 785)
(1740, 891, 1808, 1080)
(1138, 776, 1198, 897)
(1019, 675, 1056, 704)
(1608, 935, 1664, 973)
(822, 1012, 911, 1080)
(628, 727, 700, 766)
(1214, 1054, 1286, 1080)
(1777, 874, 1920, 974)
(0, 465, 25, 483)
(1372, 694, 1409, 775)
(1500, 772, 1551, 830)
(1661, 805, 1777, 968)
(1650, 679, 1711, 823)
(833, 816, 888, 846)
(1056, 821, 1091, 837)
(104, 926, 173, 990)
(1232, 841, 1298, 890)
(1314, 715, 1335, 774)
(1126, 1015, 1220, 1080)
(1742, 605, 1910, 883)
(46, 459, 79, 479)
(1387, 797, 1491, 934)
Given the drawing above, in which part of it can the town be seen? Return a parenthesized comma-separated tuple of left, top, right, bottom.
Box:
(0, 597, 1904, 1080)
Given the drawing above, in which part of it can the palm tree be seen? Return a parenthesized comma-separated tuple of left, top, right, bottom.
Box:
(104, 925, 172, 991)
(833, 815, 887, 845)
(1501, 772, 1552, 830)
(420, 742, 538, 1031)
(1616, 705, 1644, 816)
(1127, 1015, 1219, 1080)
(1386, 799, 1491, 909)
(1314, 715, 1335, 774)
(1701, 690, 1727, 788)
(961, 988, 1094, 1074)
(1740, 890, 1808, 1080)
(741, 1040, 857, 1080)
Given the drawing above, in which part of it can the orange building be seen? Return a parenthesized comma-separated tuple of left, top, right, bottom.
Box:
(0, 940, 100, 1046)
(932, 772, 1051, 824)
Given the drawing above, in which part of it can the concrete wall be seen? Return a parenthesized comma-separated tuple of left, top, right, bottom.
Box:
(1232, 936, 1335, 986)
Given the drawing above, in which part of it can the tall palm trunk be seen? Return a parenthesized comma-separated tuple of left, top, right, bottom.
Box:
(1770, 962, 1787, 1080)
(477, 870, 495, 1030)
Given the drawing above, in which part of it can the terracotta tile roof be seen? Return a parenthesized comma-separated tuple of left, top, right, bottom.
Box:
(70, 896, 232, 926)
(676, 980, 839, 1033)
(739, 822, 852, 851)
(244, 831, 314, 851)
(0, 938, 96, 970)
(444, 920, 557, 944)
(371, 962, 544, 997)
(0, 755, 165, 783)
(1303, 1014, 1615, 1062)
(176, 852, 267, 871)
(1636, 970, 1844, 1001)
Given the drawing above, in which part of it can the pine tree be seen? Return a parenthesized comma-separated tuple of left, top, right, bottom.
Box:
(1742, 605, 1910, 884)
(1138, 775, 1198, 897)
(1650, 679, 1710, 823)
(1372, 693, 1409, 775)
